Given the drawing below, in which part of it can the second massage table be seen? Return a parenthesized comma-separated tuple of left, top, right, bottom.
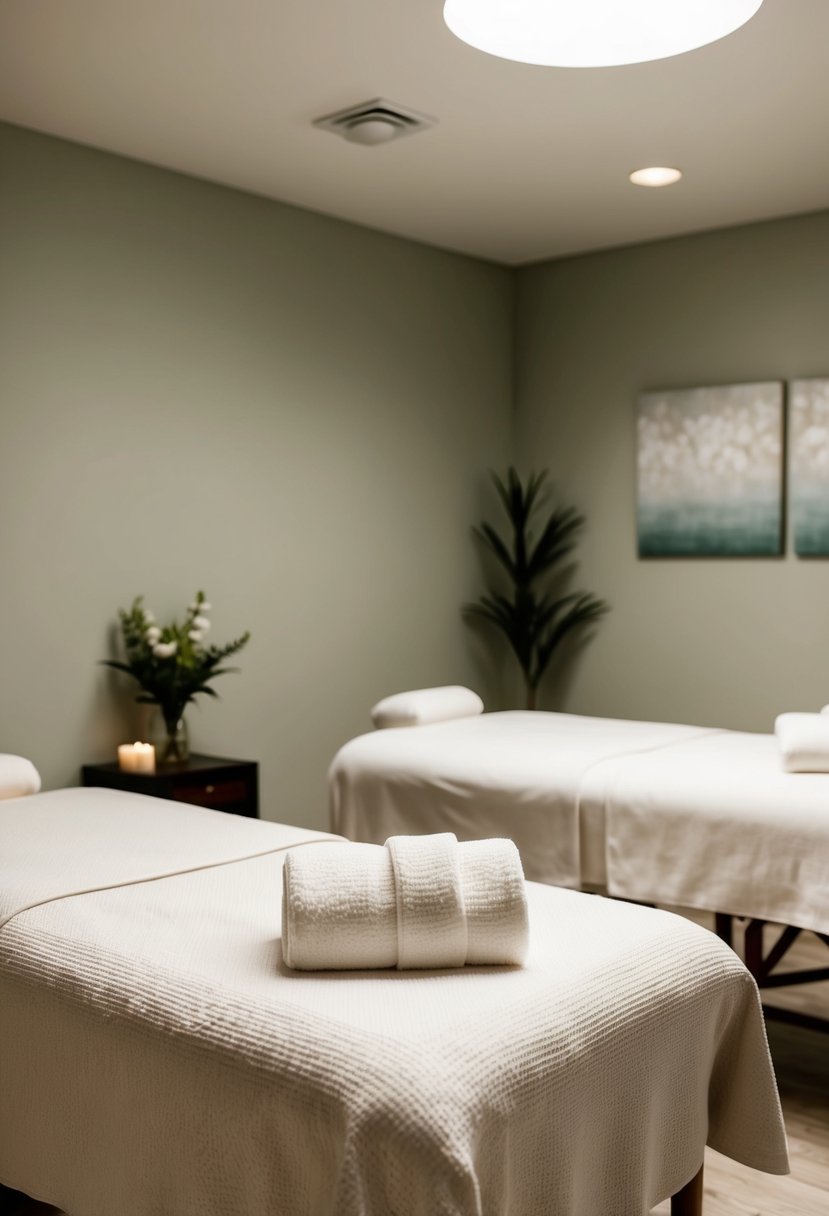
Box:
(330, 710, 829, 1018)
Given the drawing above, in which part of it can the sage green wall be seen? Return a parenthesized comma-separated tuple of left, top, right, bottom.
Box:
(6, 121, 826, 806)
(0, 122, 513, 824)
(514, 212, 829, 730)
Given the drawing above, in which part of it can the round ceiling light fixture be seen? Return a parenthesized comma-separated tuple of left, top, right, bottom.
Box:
(443, 1, 764, 68)
(629, 166, 682, 187)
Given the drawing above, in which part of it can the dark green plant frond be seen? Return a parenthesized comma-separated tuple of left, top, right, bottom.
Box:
(521, 469, 548, 522)
(530, 590, 584, 636)
(493, 467, 548, 529)
(465, 595, 518, 638)
(465, 595, 533, 680)
(206, 632, 251, 662)
(492, 468, 525, 526)
(531, 593, 609, 688)
(472, 522, 515, 580)
(491, 469, 513, 520)
(525, 506, 585, 582)
(100, 660, 138, 677)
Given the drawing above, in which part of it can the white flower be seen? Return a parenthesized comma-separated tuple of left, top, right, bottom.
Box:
(153, 641, 178, 659)
(188, 602, 199, 613)
(146, 625, 161, 645)
(188, 630, 204, 644)
(199, 601, 212, 612)
(143, 610, 156, 624)
(192, 615, 211, 631)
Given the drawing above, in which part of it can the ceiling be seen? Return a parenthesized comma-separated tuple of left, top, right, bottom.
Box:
(1, 0, 828, 265)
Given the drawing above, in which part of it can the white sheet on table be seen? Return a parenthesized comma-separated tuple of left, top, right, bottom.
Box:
(596, 729, 829, 935)
(0, 786, 338, 929)
(330, 711, 715, 888)
(0, 788, 788, 1216)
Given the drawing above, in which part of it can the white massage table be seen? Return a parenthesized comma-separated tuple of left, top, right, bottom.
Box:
(0, 787, 787, 1216)
(330, 710, 829, 1023)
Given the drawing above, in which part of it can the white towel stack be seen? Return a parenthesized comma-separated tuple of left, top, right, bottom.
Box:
(775, 712, 829, 772)
(282, 832, 529, 971)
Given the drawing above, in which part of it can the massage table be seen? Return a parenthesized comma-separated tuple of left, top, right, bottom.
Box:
(0, 786, 787, 1215)
(330, 710, 829, 1026)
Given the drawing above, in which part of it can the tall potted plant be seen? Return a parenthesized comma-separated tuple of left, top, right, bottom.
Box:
(465, 468, 608, 709)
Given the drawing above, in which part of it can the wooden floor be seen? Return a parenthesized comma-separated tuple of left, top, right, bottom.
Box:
(3, 909, 827, 1216)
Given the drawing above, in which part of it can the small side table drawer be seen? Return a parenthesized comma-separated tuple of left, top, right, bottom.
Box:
(81, 755, 259, 819)
(175, 779, 249, 809)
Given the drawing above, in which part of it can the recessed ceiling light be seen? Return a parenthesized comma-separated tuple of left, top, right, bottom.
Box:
(629, 166, 682, 188)
(443, 1, 764, 68)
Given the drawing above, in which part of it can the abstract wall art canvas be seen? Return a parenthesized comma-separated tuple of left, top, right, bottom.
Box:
(790, 377, 829, 556)
(637, 382, 784, 557)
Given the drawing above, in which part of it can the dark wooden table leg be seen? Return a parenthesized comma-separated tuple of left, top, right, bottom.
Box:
(743, 919, 765, 981)
(671, 1164, 704, 1216)
(714, 912, 733, 949)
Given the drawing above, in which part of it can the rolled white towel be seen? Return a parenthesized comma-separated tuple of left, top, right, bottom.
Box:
(0, 754, 41, 801)
(459, 838, 531, 966)
(371, 686, 484, 730)
(282, 842, 398, 971)
(775, 712, 829, 773)
(282, 833, 528, 971)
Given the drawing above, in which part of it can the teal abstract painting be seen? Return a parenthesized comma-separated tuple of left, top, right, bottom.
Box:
(637, 382, 783, 557)
(791, 378, 829, 556)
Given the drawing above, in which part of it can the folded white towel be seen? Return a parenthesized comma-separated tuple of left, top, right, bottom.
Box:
(775, 712, 829, 772)
(387, 833, 467, 968)
(821, 705, 829, 715)
(371, 686, 484, 729)
(282, 833, 528, 971)
(0, 754, 41, 801)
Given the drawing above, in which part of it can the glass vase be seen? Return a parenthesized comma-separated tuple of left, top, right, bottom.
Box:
(149, 709, 189, 766)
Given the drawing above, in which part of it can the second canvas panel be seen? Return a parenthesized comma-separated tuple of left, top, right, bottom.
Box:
(637, 381, 784, 557)
(790, 377, 829, 556)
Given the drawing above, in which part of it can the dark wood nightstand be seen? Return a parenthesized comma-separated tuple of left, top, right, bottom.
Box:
(81, 754, 259, 819)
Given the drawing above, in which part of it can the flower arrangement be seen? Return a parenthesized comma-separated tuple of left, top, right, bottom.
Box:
(102, 591, 250, 764)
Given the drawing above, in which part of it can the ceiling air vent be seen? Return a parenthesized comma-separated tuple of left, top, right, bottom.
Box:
(313, 98, 436, 146)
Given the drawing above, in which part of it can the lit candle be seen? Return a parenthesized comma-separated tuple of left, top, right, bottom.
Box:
(118, 742, 156, 774)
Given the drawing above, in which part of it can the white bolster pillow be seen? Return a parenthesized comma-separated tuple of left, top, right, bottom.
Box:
(282, 833, 528, 971)
(0, 754, 41, 800)
(775, 713, 829, 773)
(371, 685, 484, 730)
